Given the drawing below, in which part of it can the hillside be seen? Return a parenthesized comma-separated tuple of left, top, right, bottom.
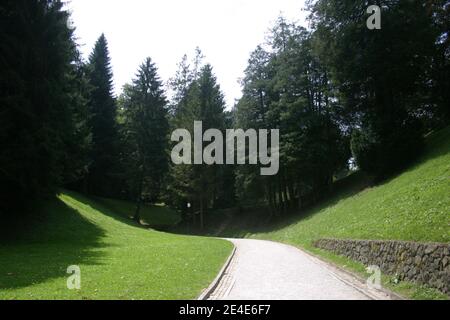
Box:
(0, 192, 232, 300)
(251, 126, 449, 244)
(236, 126, 448, 299)
(96, 197, 182, 229)
(196, 127, 450, 299)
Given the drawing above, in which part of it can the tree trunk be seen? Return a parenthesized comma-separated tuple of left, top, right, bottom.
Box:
(134, 198, 142, 224)
(267, 181, 275, 218)
(133, 173, 144, 224)
(199, 196, 204, 230)
(279, 175, 287, 215)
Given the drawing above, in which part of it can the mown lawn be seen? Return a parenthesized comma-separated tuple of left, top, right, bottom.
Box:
(254, 127, 449, 245)
(0, 192, 232, 300)
(246, 126, 450, 299)
(96, 197, 181, 227)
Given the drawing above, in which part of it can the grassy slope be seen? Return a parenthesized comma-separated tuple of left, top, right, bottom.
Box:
(96, 197, 181, 227)
(255, 127, 449, 244)
(0, 192, 232, 300)
(246, 126, 450, 299)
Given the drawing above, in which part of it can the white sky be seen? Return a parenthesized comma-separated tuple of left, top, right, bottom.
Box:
(66, 0, 308, 108)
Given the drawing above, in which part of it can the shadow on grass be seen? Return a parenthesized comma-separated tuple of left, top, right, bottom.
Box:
(0, 196, 107, 290)
(65, 191, 144, 230)
(64, 191, 159, 232)
(77, 194, 181, 232)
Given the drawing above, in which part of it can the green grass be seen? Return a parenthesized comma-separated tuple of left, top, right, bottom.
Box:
(96, 197, 181, 227)
(255, 127, 450, 244)
(2, 127, 448, 300)
(226, 126, 450, 299)
(0, 191, 233, 300)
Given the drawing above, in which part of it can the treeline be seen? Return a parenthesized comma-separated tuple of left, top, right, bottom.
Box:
(1, 1, 91, 218)
(233, 0, 450, 216)
(1, 1, 448, 227)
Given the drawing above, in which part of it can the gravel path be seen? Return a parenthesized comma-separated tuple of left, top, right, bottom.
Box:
(207, 239, 392, 300)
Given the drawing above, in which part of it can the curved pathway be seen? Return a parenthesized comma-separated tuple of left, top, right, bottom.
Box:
(207, 239, 393, 300)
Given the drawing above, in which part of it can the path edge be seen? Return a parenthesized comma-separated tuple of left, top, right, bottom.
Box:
(297, 245, 406, 300)
(197, 244, 237, 300)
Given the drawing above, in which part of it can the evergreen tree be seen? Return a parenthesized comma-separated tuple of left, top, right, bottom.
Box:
(234, 45, 273, 209)
(120, 58, 169, 222)
(0, 0, 84, 218)
(168, 63, 226, 228)
(429, 0, 450, 124)
(86, 34, 119, 196)
(165, 53, 198, 219)
(61, 51, 93, 190)
(168, 54, 193, 115)
(235, 17, 349, 215)
(308, 0, 441, 178)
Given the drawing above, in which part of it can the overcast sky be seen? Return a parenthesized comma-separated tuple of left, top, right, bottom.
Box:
(66, 0, 308, 108)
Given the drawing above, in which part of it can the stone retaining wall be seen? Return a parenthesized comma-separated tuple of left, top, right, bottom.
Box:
(313, 239, 450, 295)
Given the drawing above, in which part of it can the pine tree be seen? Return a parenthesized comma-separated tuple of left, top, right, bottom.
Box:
(235, 17, 349, 215)
(168, 54, 193, 115)
(120, 58, 169, 222)
(0, 0, 83, 218)
(61, 51, 93, 190)
(309, 0, 440, 178)
(234, 45, 273, 209)
(86, 34, 119, 196)
(168, 63, 226, 229)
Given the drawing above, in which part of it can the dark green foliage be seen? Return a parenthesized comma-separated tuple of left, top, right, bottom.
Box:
(0, 0, 85, 217)
(429, 0, 450, 124)
(1, 0, 448, 226)
(351, 117, 424, 178)
(61, 53, 92, 188)
(215, 111, 237, 209)
(308, 0, 444, 178)
(235, 17, 350, 214)
(167, 56, 227, 228)
(119, 58, 169, 220)
(86, 34, 119, 197)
